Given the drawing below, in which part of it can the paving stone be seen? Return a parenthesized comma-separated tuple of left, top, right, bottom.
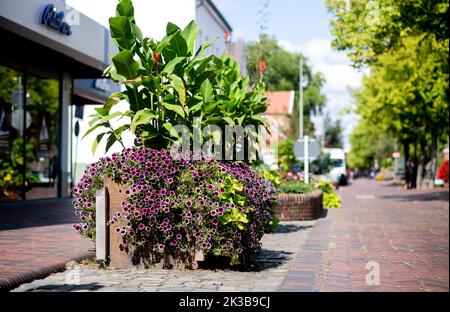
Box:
(280, 180, 449, 292)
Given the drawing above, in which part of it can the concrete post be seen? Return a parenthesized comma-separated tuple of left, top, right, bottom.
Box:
(95, 187, 109, 260)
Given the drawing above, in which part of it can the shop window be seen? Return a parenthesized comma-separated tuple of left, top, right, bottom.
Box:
(25, 74, 59, 200)
(0, 65, 24, 200)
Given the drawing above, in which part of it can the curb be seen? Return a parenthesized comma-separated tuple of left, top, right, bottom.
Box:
(0, 252, 95, 292)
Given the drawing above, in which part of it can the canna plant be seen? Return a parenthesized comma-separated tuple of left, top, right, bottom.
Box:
(85, 0, 269, 154)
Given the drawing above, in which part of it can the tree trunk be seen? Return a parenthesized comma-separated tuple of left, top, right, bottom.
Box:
(430, 133, 438, 184)
(412, 138, 418, 189)
(404, 141, 411, 188)
(416, 143, 426, 189)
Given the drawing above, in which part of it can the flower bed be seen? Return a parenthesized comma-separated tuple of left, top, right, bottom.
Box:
(73, 147, 276, 268)
(276, 191, 323, 221)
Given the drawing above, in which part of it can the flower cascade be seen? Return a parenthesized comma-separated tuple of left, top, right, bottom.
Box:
(73, 147, 276, 265)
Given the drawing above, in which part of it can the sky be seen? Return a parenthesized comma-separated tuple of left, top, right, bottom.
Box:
(66, 0, 362, 152)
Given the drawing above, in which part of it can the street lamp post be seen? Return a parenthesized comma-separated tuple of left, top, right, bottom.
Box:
(299, 58, 304, 139)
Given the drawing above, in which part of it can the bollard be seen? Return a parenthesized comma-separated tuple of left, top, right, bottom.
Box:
(95, 187, 109, 260)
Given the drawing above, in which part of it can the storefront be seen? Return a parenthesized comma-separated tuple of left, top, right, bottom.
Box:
(0, 0, 118, 201)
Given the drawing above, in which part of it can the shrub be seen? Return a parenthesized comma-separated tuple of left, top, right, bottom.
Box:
(279, 181, 315, 194)
(73, 147, 276, 266)
(316, 180, 341, 208)
(85, 0, 269, 154)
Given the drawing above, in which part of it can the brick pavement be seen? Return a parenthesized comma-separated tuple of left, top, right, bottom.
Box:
(12, 221, 316, 292)
(7, 180, 449, 292)
(280, 180, 449, 292)
(0, 199, 94, 291)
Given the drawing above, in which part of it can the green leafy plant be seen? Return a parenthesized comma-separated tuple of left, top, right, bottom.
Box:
(278, 138, 296, 173)
(279, 181, 315, 194)
(316, 180, 341, 208)
(0, 138, 40, 198)
(85, 0, 269, 154)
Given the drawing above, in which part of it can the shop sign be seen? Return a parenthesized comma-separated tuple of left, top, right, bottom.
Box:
(40, 4, 72, 36)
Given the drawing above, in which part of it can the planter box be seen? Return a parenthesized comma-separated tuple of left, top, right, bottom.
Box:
(97, 178, 203, 269)
(276, 190, 323, 221)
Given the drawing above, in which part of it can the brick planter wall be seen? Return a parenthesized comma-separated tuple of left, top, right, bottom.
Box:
(276, 190, 323, 221)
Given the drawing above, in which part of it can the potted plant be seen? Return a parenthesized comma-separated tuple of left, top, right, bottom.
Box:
(74, 0, 277, 269)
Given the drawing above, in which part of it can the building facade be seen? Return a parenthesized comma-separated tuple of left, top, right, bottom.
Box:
(0, 0, 234, 201)
(0, 0, 118, 201)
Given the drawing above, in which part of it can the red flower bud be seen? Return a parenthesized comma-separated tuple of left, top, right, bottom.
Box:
(153, 53, 160, 64)
(259, 60, 266, 74)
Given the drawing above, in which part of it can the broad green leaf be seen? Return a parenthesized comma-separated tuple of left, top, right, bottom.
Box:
(181, 20, 198, 54)
(130, 109, 158, 133)
(82, 123, 107, 139)
(166, 22, 181, 35)
(189, 101, 204, 113)
(98, 111, 124, 124)
(88, 117, 101, 128)
(163, 122, 181, 138)
(95, 107, 109, 116)
(161, 102, 185, 119)
(131, 23, 143, 43)
(163, 57, 185, 74)
(92, 133, 106, 155)
(116, 0, 134, 17)
(223, 117, 235, 126)
(108, 65, 127, 82)
(169, 32, 188, 57)
(200, 79, 213, 102)
(104, 92, 124, 112)
(114, 124, 129, 138)
(205, 116, 222, 124)
(250, 115, 269, 127)
(112, 50, 139, 79)
(169, 74, 186, 106)
(105, 134, 117, 153)
(195, 39, 216, 57)
(109, 16, 134, 50)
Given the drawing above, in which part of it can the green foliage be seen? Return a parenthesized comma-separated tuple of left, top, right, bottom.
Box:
(326, 0, 449, 67)
(279, 181, 315, 194)
(278, 138, 296, 173)
(329, 0, 449, 175)
(323, 191, 341, 209)
(246, 35, 326, 137)
(219, 207, 249, 231)
(323, 114, 343, 148)
(86, 0, 270, 154)
(316, 180, 341, 208)
(351, 35, 448, 171)
(347, 119, 395, 170)
(0, 138, 40, 197)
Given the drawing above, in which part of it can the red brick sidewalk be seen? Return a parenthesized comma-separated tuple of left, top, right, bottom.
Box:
(0, 199, 94, 291)
(280, 180, 449, 292)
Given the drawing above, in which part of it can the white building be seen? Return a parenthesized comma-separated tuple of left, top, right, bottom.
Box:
(67, 0, 233, 57)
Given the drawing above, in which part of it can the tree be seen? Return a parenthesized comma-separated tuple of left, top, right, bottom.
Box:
(326, 0, 449, 68)
(352, 35, 448, 186)
(347, 118, 394, 170)
(246, 35, 326, 137)
(323, 114, 343, 148)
